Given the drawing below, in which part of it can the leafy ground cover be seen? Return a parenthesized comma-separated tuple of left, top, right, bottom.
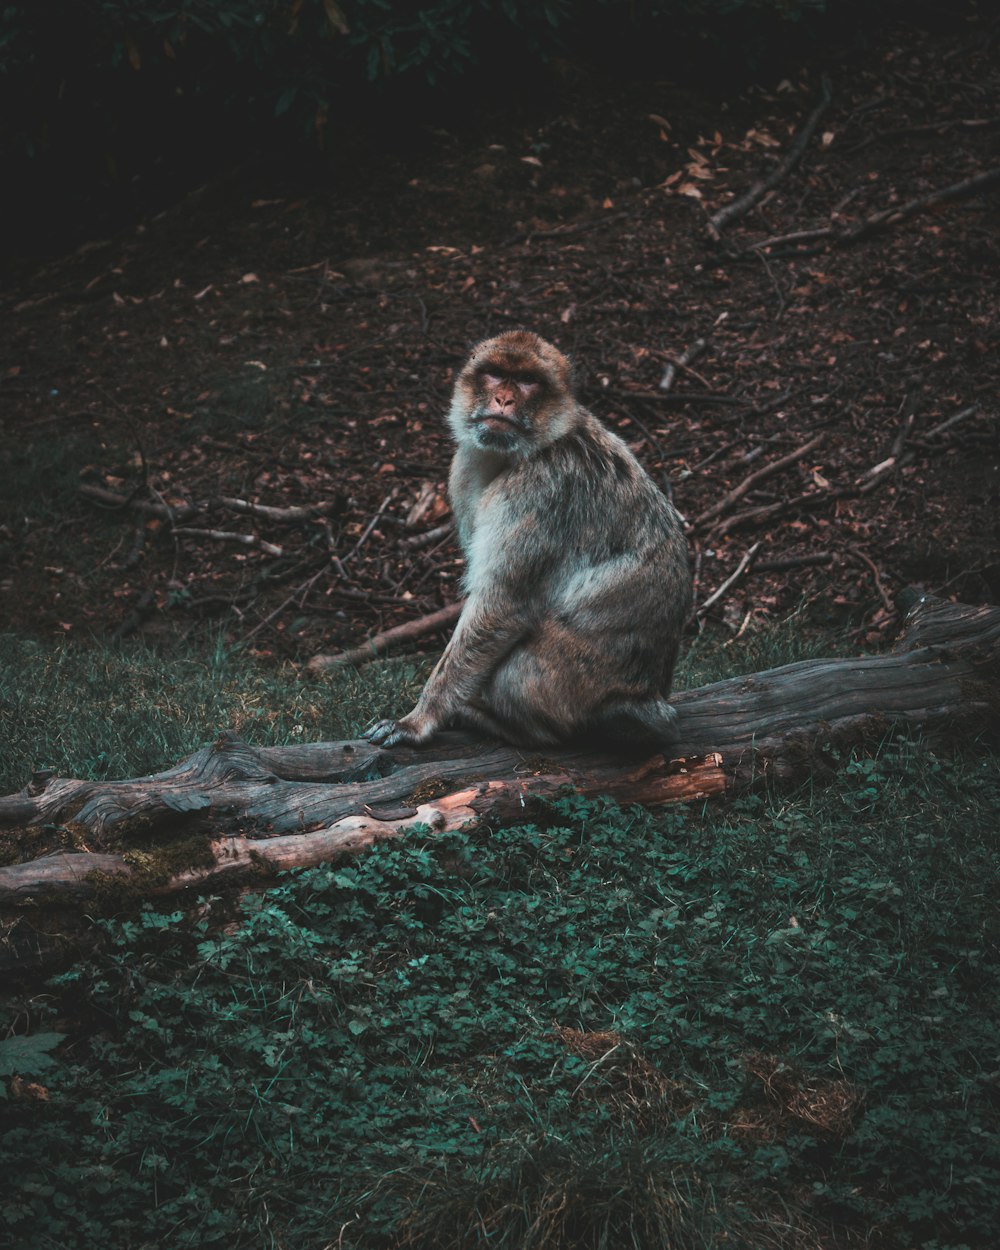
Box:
(2, 741, 998, 1248)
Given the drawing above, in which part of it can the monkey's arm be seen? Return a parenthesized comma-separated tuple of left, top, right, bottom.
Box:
(363, 596, 529, 747)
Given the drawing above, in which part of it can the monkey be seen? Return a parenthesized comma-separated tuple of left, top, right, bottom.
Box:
(364, 330, 691, 752)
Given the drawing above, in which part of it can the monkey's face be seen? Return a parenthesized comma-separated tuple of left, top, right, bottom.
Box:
(449, 331, 576, 454)
(468, 366, 541, 450)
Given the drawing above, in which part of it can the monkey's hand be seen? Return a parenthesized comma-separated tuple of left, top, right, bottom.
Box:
(363, 711, 436, 748)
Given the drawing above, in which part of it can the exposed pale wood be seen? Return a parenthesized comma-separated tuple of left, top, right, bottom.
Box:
(0, 761, 726, 904)
(1, 593, 996, 904)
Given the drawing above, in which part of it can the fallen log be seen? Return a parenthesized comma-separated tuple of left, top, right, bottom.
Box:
(0, 592, 996, 905)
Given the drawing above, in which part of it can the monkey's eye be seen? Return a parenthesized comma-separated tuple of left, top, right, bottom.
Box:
(515, 377, 539, 397)
(481, 372, 504, 388)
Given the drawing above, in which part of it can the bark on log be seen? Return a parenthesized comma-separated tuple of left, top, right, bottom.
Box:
(1, 593, 996, 905)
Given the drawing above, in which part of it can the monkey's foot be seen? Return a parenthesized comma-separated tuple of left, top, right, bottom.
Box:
(363, 718, 425, 747)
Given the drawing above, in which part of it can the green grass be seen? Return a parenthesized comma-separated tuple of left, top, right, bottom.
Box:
(0, 632, 430, 794)
(2, 745, 998, 1248)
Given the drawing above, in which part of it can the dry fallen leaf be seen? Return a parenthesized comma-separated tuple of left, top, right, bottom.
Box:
(10, 1076, 49, 1102)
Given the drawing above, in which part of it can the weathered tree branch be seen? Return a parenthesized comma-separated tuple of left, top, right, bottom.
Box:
(749, 167, 1000, 254)
(1, 594, 996, 904)
(707, 76, 833, 241)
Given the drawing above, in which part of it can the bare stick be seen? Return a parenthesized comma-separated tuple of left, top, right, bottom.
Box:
(840, 166, 1000, 244)
(79, 483, 198, 521)
(240, 567, 327, 646)
(697, 543, 762, 617)
(693, 434, 826, 529)
(308, 601, 464, 671)
(402, 522, 455, 550)
(173, 528, 284, 557)
(658, 338, 709, 392)
(218, 497, 342, 523)
(714, 491, 820, 537)
(748, 226, 838, 253)
(750, 167, 1000, 254)
(855, 406, 917, 494)
(848, 545, 893, 614)
(922, 404, 981, 440)
(341, 492, 395, 564)
(707, 76, 833, 241)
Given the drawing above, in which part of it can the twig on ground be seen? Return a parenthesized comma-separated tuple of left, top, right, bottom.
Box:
(691, 388, 796, 427)
(218, 497, 343, 523)
(856, 404, 917, 494)
(693, 433, 825, 530)
(747, 226, 834, 253)
(706, 76, 833, 242)
(712, 402, 965, 536)
(688, 435, 749, 472)
(754, 247, 788, 319)
(848, 545, 893, 614)
(402, 521, 454, 550)
(726, 609, 754, 643)
(239, 567, 328, 646)
(79, 483, 198, 520)
(847, 167, 1000, 243)
(658, 338, 709, 392)
(697, 543, 762, 617)
(341, 492, 395, 564)
(748, 166, 1000, 255)
(844, 116, 995, 155)
(921, 404, 981, 441)
(308, 601, 464, 671)
(172, 527, 284, 557)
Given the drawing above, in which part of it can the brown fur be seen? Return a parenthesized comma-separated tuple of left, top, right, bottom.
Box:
(364, 331, 691, 749)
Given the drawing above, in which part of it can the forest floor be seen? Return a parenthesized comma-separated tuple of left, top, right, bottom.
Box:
(1, 9, 998, 664)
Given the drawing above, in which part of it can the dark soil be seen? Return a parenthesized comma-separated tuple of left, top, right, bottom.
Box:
(2, 10, 998, 663)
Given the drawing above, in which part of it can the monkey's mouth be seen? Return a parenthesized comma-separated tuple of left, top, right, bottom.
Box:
(476, 415, 524, 434)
